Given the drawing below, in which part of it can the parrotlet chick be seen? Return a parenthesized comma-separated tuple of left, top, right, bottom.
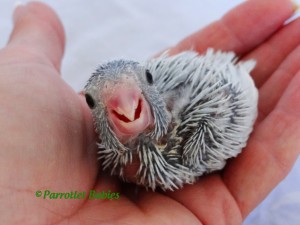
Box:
(84, 49, 258, 191)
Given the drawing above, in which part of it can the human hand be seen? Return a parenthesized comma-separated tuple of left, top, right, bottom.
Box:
(0, 0, 299, 224)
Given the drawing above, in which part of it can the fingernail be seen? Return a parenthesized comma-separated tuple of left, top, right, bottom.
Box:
(14, 1, 24, 10)
(291, 0, 300, 11)
(284, 1, 300, 24)
(13, 1, 26, 23)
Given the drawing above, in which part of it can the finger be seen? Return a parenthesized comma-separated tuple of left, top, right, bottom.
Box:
(224, 86, 300, 218)
(170, 0, 296, 55)
(243, 17, 300, 88)
(257, 45, 300, 122)
(5, 2, 65, 71)
(167, 175, 243, 225)
(223, 71, 300, 218)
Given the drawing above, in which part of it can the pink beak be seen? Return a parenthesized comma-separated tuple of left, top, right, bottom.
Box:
(106, 82, 153, 142)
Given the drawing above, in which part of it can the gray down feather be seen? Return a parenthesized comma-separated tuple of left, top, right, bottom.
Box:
(84, 49, 258, 191)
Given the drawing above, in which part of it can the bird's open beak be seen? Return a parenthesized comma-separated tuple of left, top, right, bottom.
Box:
(106, 82, 153, 142)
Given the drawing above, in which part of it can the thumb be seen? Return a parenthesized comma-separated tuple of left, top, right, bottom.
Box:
(6, 2, 65, 71)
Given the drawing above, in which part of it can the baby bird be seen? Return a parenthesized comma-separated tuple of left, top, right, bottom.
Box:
(84, 49, 258, 191)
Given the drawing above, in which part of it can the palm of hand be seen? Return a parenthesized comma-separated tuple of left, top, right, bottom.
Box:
(1, 1, 299, 224)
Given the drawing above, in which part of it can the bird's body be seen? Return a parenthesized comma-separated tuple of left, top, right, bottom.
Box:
(84, 49, 258, 191)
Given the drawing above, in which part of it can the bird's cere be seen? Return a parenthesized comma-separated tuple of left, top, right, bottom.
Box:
(84, 49, 258, 191)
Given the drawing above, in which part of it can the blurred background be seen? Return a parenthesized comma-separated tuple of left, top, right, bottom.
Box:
(0, 0, 299, 224)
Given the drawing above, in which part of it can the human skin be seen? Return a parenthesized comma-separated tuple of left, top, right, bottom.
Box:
(0, 0, 299, 224)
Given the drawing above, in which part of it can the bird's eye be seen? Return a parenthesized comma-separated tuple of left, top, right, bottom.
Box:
(145, 69, 153, 85)
(85, 93, 95, 109)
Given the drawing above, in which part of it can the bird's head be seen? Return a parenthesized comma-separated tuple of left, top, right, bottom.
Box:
(84, 60, 169, 144)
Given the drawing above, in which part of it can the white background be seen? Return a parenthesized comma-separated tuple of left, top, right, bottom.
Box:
(0, 1, 299, 224)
